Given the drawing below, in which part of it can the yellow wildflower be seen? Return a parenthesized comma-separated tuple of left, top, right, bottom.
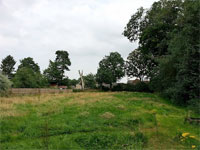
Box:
(192, 145, 196, 149)
(182, 133, 190, 137)
(190, 136, 195, 139)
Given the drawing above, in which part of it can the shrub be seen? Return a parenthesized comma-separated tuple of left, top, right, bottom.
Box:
(188, 99, 200, 114)
(0, 73, 12, 95)
(134, 82, 151, 92)
(112, 83, 126, 91)
(101, 86, 110, 91)
(124, 84, 136, 91)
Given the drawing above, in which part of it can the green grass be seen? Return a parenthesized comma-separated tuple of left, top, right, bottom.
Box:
(0, 92, 199, 149)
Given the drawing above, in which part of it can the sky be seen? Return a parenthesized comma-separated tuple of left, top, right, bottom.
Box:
(0, 0, 157, 82)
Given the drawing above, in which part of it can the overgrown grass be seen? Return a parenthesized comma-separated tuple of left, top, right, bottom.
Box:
(0, 92, 199, 149)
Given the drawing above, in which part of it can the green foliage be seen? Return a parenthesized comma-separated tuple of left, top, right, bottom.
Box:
(12, 67, 46, 88)
(18, 57, 40, 73)
(44, 50, 71, 85)
(55, 50, 71, 76)
(126, 49, 153, 80)
(0, 55, 16, 79)
(188, 99, 200, 115)
(13, 57, 47, 88)
(96, 52, 125, 87)
(68, 79, 79, 87)
(111, 83, 126, 91)
(43, 61, 63, 84)
(112, 82, 151, 93)
(124, 0, 199, 106)
(0, 73, 12, 93)
(83, 73, 96, 89)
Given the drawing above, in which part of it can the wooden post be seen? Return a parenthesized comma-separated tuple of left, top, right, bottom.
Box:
(79, 70, 85, 90)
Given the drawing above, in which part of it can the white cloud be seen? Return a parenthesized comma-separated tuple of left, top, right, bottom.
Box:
(0, 0, 157, 81)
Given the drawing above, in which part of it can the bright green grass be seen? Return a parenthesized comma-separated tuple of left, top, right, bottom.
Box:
(0, 92, 199, 149)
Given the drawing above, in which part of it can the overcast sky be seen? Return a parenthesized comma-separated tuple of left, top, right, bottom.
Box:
(0, 0, 157, 82)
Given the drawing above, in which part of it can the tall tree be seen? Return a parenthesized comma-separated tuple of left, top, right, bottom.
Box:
(13, 67, 41, 88)
(13, 57, 47, 88)
(18, 57, 40, 73)
(96, 52, 125, 88)
(0, 55, 16, 79)
(55, 50, 71, 78)
(43, 61, 63, 84)
(123, 0, 199, 105)
(44, 50, 71, 85)
(126, 49, 153, 81)
(81, 73, 96, 89)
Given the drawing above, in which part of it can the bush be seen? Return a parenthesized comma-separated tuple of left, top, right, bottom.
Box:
(101, 82, 151, 93)
(124, 84, 136, 91)
(112, 83, 126, 91)
(134, 82, 151, 92)
(188, 99, 200, 114)
(101, 86, 110, 91)
(0, 74, 12, 92)
(125, 82, 151, 92)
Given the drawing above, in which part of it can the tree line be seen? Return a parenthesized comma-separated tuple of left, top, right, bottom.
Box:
(0, 0, 199, 108)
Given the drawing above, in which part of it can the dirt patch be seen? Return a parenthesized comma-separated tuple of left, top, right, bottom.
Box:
(79, 111, 90, 117)
(116, 104, 126, 110)
(100, 112, 115, 119)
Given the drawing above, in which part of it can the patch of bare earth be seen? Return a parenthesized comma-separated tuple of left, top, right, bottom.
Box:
(116, 104, 126, 110)
(100, 112, 115, 119)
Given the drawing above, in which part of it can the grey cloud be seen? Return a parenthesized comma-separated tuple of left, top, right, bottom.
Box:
(0, 0, 157, 80)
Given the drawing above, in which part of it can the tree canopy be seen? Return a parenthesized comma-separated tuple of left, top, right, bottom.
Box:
(123, 0, 200, 105)
(0, 73, 12, 93)
(44, 50, 71, 85)
(126, 49, 152, 81)
(0, 55, 16, 79)
(18, 57, 40, 73)
(96, 52, 125, 87)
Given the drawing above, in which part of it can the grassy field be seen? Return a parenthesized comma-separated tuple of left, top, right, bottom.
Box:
(0, 92, 199, 149)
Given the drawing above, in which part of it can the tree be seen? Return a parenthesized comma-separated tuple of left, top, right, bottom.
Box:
(0, 73, 12, 93)
(43, 61, 63, 84)
(82, 73, 96, 89)
(12, 67, 40, 88)
(55, 50, 71, 78)
(126, 49, 152, 81)
(13, 57, 47, 88)
(44, 50, 71, 85)
(18, 57, 40, 73)
(68, 79, 79, 87)
(0, 55, 16, 79)
(123, 0, 199, 105)
(123, 0, 182, 57)
(96, 52, 125, 88)
(163, 0, 200, 104)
